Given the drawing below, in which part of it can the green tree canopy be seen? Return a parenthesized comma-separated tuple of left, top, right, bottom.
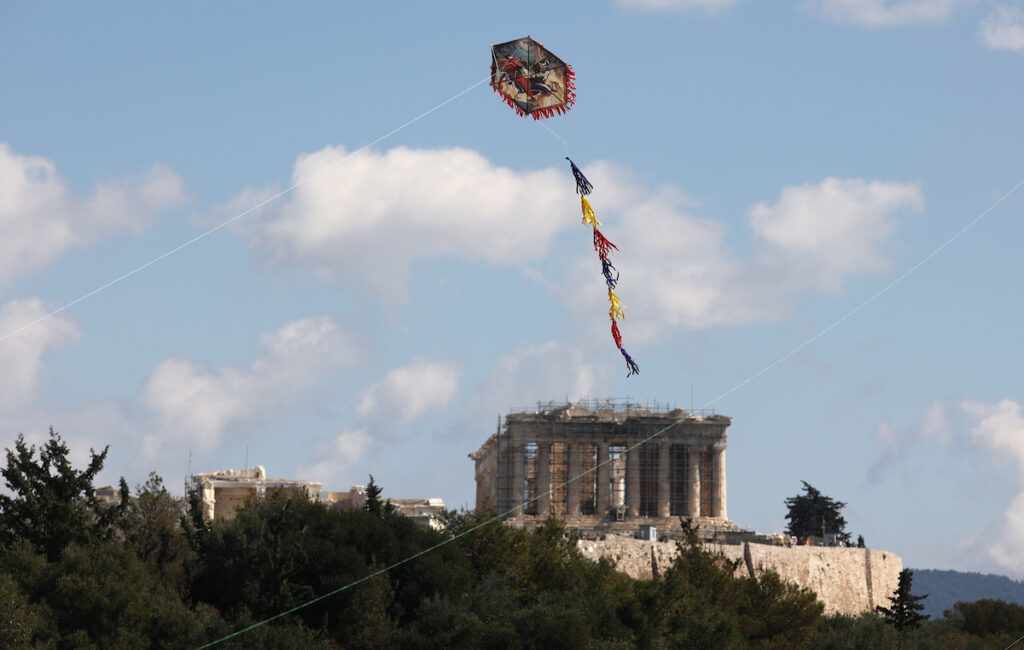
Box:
(0, 429, 128, 560)
(784, 480, 850, 543)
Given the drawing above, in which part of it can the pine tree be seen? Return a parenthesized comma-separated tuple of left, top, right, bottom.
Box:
(784, 481, 849, 543)
(362, 474, 393, 516)
(877, 569, 929, 632)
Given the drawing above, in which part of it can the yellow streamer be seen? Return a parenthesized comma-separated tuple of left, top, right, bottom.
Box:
(608, 288, 626, 321)
(581, 196, 601, 228)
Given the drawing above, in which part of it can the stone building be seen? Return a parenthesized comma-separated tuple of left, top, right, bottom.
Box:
(188, 468, 447, 529)
(470, 400, 736, 535)
(188, 466, 323, 522)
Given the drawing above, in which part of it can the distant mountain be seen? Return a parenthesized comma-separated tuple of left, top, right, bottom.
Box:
(907, 568, 1024, 619)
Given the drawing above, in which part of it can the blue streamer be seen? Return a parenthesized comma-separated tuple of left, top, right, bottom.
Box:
(566, 157, 593, 196)
(620, 347, 639, 377)
(601, 258, 618, 289)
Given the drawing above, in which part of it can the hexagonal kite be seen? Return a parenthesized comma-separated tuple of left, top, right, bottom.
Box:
(490, 37, 575, 120)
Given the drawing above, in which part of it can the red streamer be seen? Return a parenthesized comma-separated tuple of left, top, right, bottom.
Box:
(593, 228, 618, 259)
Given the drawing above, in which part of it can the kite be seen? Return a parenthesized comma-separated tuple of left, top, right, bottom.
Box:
(490, 37, 575, 120)
(491, 37, 639, 376)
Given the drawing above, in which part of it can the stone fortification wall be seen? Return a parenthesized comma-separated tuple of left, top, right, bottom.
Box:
(577, 536, 902, 616)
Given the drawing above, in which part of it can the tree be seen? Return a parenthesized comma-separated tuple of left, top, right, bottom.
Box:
(876, 569, 929, 633)
(122, 473, 194, 592)
(0, 429, 128, 560)
(784, 481, 850, 543)
(950, 598, 1024, 637)
(362, 474, 394, 516)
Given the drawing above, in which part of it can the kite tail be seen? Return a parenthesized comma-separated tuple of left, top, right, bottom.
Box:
(601, 258, 618, 289)
(620, 347, 640, 377)
(581, 196, 601, 227)
(608, 288, 626, 321)
(611, 321, 623, 348)
(566, 157, 593, 196)
(593, 228, 618, 259)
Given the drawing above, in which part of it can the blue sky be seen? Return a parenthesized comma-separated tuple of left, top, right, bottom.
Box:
(3, 0, 1024, 577)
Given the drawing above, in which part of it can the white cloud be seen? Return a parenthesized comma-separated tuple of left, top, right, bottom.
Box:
(356, 357, 461, 423)
(617, 0, 736, 11)
(962, 398, 1024, 469)
(980, 5, 1024, 52)
(0, 143, 186, 290)
(457, 340, 609, 441)
(0, 299, 80, 410)
(240, 145, 566, 304)
(230, 147, 920, 336)
(961, 398, 1024, 575)
(138, 316, 358, 457)
(566, 167, 922, 335)
(807, 0, 962, 26)
(293, 358, 460, 482)
(295, 428, 372, 484)
(750, 177, 924, 291)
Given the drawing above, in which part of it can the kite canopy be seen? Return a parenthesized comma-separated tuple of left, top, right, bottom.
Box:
(490, 37, 575, 119)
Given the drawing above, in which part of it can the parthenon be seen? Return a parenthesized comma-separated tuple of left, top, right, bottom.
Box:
(470, 400, 736, 534)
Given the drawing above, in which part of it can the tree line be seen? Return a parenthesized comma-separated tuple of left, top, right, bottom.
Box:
(2, 430, 1022, 649)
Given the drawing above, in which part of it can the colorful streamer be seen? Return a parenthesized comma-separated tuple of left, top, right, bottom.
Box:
(567, 157, 639, 377)
(581, 196, 601, 227)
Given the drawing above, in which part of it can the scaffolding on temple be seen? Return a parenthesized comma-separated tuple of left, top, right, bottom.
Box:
(469, 398, 737, 537)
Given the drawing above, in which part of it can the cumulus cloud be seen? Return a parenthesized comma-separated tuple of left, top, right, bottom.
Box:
(961, 398, 1024, 573)
(617, 0, 737, 11)
(750, 177, 924, 290)
(980, 5, 1024, 52)
(0, 299, 81, 410)
(456, 340, 608, 441)
(0, 143, 186, 290)
(807, 0, 962, 26)
(566, 165, 922, 336)
(295, 428, 372, 484)
(293, 357, 460, 481)
(138, 316, 359, 457)
(356, 357, 461, 424)
(228, 147, 920, 336)
(239, 145, 566, 304)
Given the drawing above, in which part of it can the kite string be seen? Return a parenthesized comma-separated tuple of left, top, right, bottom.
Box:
(0, 75, 493, 346)
(197, 170, 1024, 648)
(538, 120, 568, 152)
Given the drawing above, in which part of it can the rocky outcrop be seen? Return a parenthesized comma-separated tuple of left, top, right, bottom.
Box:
(578, 536, 902, 615)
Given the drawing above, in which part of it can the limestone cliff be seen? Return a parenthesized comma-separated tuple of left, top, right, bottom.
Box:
(578, 536, 902, 616)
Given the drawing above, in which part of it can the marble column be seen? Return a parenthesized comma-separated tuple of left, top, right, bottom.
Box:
(687, 446, 701, 517)
(537, 441, 551, 517)
(626, 442, 640, 518)
(657, 441, 672, 518)
(511, 441, 525, 515)
(567, 443, 581, 516)
(596, 442, 610, 515)
(711, 446, 726, 520)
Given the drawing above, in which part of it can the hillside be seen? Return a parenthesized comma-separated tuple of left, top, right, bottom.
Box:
(909, 568, 1024, 618)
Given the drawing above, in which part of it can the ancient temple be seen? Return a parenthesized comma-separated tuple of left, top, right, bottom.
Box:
(470, 400, 736, 534)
